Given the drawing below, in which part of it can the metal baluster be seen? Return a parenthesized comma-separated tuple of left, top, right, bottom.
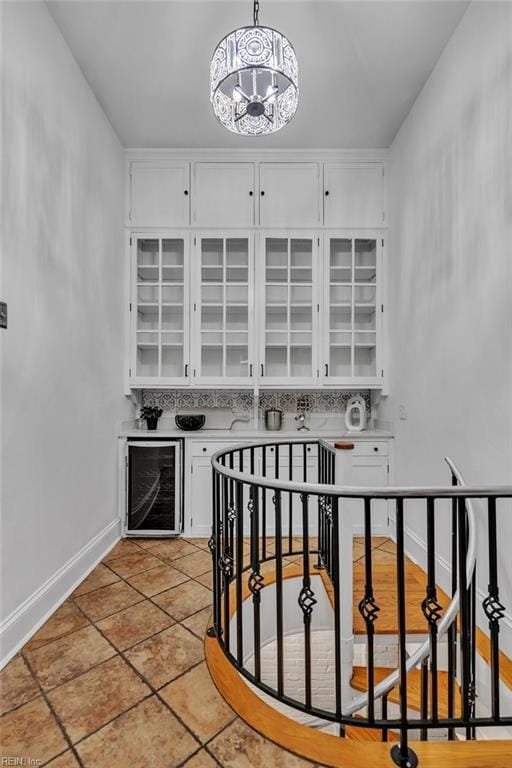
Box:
(222, 473, 232, 654)
(483, 497, 505, 721)
(332, 497, 343, 729)
(262, 446, 267, 560)
(447, 479, 458, 740)
(358, 497, 378, 723)
(420, 657, 428, 740)
(382, 692, 389, 742)
(207, 467, 220, 639)
(235, 477, 244, 667)
(274, 490, 284, 697)
(316, 446, 324, 570)
(421, 497, 441, 725)
(298, 492, 316, 710)
(248, 485, 263, 682)
(390, 498, 418, 768)
(457, 496, 471, 738)
(288, 443, 293, 554)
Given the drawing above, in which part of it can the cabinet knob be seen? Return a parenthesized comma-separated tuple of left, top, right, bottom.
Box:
(184, 190, 189, 195)
(373, 446, 379, 452)
(249, 190, 253, 196)
(325, 190, 329, 196)
(307, 447, 311, 452)
(202, 447, 207, 452)
(260, 190, 265, 196)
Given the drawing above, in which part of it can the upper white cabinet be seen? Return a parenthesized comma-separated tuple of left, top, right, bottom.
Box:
(129, 161, 190, 227)
(192, 163, 255, 227)
(130, 233, 190, 387)
(259, 163, 321, 227)
(323, 163, 385, 228)
(258, 232, 319, 386)
(192, 233, 255, 386)
(322, 234, 383, 387)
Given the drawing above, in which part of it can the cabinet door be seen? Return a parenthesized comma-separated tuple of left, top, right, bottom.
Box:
(350, 457, 388, 534)
(189, 458, 214, 536)
(129, 162, 190, 227)
(259, 163, 321, 227)
(193, 234, 255, 387)
(322, 235, 383, 386)
(193, 163, 255, 227)
(131, 234, 190, 386)
(259, 233, 319, 387)
(323, 163, 385, 228)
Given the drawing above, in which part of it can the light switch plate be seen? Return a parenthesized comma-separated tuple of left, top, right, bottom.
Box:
(0, 302, 7, 329)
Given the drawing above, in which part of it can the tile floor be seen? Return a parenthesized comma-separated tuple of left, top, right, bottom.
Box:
(0, 535, 396, 767)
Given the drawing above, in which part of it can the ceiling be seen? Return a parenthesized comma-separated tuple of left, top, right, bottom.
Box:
(47, 0, 469, 149)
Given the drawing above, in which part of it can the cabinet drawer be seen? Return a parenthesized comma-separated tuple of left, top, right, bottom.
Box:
(352, 441, 388, 457)
(190, 441, 235, 458)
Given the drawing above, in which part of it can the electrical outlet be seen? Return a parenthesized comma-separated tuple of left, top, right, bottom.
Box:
(399, 404, 407, 420)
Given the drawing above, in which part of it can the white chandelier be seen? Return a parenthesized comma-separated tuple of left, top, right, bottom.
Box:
(210, 0, 299, 136)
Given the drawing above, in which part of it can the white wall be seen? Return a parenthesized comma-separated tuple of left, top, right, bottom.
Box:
(382, 2, 512, 652)
(0, 2, 132, 663)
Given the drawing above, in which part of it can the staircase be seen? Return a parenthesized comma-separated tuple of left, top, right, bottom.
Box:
(206, 438, 512, 767)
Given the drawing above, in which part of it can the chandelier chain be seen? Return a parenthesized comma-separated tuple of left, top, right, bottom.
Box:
(253, 0, 260, 26)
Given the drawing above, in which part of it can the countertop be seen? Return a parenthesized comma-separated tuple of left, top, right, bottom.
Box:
(121, 427, 393, 440)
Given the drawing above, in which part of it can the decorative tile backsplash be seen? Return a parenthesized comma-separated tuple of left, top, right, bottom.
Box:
(143, 390, 370, 415)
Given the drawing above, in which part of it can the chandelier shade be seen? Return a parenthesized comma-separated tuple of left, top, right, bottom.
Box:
(210, 4, 298, 136)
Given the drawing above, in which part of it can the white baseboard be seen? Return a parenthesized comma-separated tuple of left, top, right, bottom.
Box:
(0, 520, 120, 669)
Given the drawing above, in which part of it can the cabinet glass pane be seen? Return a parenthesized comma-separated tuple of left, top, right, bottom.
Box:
(226, 306, 248, 329)
(354, 306, 376, 331)
(202, 285, 223, 304)
(162, 239, 183, 263)
(202, 306, 223, 330)
(291, 346, 312, 377)
(290, 285, 311, 305)
(329, 306, 351, 331)
(330, 239, 352, 283)
(202, 346, 223, 377)
(330, 285, 352, 304)
(355, 239, 377, 283)
(226, 285, 247, 304)
(226, 239, 248, 266)
(161, 346, 183, 377)
(137, 239, 159, 267)
(290, 306, 312, 331)
(354, 346, 376, 377)
(266, 238, 287, 267)
(265, 346, 287, 377)
(162, 285, 183, 304)
(137, 306, 159, 331)
(202, 266, 223, 282)
(137, 285, 159, 303)
(226, 346, 248, 377)
(291, 239, 312, 282)
(330, 347, 351, 377)
(161, 307, 183, 331)
(137, 346, 158, 377)
(266, 306, 287, 330)
(201, 239, 223, 266)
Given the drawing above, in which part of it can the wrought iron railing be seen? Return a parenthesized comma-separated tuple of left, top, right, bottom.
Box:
(208, 439, 512, 768)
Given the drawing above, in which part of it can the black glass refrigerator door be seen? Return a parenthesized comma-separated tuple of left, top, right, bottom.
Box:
(126, 441, 181, 534)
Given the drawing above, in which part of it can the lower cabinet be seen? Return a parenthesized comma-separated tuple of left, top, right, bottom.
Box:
(185, 437, 392, 539)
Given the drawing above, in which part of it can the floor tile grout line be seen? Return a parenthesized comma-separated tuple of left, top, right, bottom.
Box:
(66, 597, 209, 755)
(21, 652, 86, 768)
(0, 654, 43, 718)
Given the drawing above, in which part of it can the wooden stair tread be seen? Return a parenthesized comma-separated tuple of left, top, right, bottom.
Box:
(352, 665, 461, 719)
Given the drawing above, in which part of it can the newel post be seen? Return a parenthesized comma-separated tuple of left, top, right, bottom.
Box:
(334, 441, 356, 702)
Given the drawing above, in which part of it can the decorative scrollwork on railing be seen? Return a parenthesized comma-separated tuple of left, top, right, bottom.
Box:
(227, 502, 236, 523)
(219, 551, 233, 581)
(421, 591, 444, 626)
(208, 535, 216, 555)
(483, 591, 506, 625)
(358, 594, 380, 625)
(248, 569, 264, 597)
(298, 584, 317, 619)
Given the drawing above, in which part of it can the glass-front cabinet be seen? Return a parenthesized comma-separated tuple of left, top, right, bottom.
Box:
(192, 233, 254, 386)
(131, 234, 190, 386)
(322, 234, 383, 386)
(259, 233, 319, 386)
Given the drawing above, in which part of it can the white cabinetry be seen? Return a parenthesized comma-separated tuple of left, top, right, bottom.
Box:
(322, 234, 383, 387)
(259, 163, 321, 227)
(192, 163, 255, 227)
(130, 234, 190, 386)
(323, 163, 385, 228)
(128, 161, 190, 227)
(192, 233, 255, 386)
(258, 232, 319, 386)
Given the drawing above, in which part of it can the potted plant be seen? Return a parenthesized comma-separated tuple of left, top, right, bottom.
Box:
(140, 406, 163, 431)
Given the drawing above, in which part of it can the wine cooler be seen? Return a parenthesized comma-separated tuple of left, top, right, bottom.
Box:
(125, 440, 182, 536)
